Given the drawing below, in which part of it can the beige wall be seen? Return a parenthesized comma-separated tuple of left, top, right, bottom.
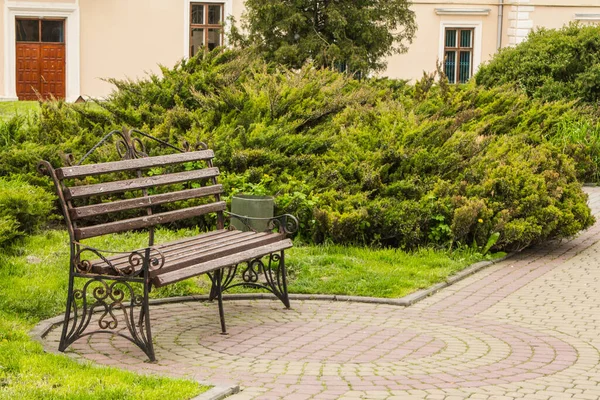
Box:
(382, 3, 500, 81)
(79, 0, 185, 98)
(0, 0, 4, 97)
(531, 6, 600, 30)
(231, 0, 245, 25)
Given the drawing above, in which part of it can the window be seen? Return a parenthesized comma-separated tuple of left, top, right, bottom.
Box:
(443, 28, 473, 84)
(16, 18, 64, 43)
(190, 3, 223, 56)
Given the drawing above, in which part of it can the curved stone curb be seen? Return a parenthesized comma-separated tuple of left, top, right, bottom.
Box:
(192, 385, 239, 400)
(29, 314, 65, 355)
(400, 253, 512, 305)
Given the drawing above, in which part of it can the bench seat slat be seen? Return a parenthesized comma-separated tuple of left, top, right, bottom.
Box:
(91, 230, 259, 273)
(56, 150, 215, 179)
(91, 231, 285, 277)
(74, 201, 226, 240)
(114, 231, 260, 269)
(70, 185, 223, 219)
(150, 233, 284, 277)
(152, 239, 293, 287)
(65, 168, 219, 200)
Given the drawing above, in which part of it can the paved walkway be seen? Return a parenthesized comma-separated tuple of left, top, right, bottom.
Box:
(44, 188, 600, 400)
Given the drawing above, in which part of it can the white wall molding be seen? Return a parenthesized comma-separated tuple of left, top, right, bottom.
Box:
(574, 13, 600, 21)
(435, 8, 491, 16)
(3, 1, 80, 102)
(507, 0, 534, 45)
(183, 0, 233, 59)
(438, 21, 483, 77)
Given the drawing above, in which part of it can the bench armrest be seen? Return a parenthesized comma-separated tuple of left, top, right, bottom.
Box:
(72, 242, 165, 278)
(225, 212, 299, 235)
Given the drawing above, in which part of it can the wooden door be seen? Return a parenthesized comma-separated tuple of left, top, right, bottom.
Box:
(40, 44, 66, 99)
(16, 43, 41, 100)
(15, 18, 65, 100)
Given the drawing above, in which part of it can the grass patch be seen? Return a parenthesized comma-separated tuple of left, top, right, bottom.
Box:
(287, 245, 500, 298)
(0, 101, 39, 120)
(0, 229, 209, 399)
(0, 228, 501, 398)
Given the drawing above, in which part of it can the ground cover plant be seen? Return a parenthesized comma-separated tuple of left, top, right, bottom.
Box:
(1, 48, 590, 251)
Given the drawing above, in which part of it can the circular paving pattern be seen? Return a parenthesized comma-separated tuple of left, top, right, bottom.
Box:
(45, 299, 584, 394)
(195, 321, 446, 363)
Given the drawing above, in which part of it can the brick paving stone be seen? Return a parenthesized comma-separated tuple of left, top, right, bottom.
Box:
(40, 188, 600, 399)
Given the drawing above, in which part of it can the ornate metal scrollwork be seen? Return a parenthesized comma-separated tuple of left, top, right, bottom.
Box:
(60, 277, 154, 360)
(242, 259, 262, 283)
(73, 245, 165, 277)
(127, 247, 165, 275)
(226, 212, 299, 235)
(75, 127, 194, 165)
(267, 214, 299, 235)
(209, 251, 290, 308)
(182, 140, 208, 152)
(116, 128, 147, 160)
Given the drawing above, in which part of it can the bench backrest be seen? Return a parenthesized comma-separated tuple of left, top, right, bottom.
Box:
(39, 129, 225, 246)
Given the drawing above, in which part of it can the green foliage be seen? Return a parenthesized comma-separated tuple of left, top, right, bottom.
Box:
(476, 23, 600, 103)
(235, 0, 416, 73)
(0, 49, 595, 251)
(0, 177, 54, 247)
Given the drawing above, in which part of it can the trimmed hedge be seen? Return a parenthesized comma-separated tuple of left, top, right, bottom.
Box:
(0, 49, 594, 250)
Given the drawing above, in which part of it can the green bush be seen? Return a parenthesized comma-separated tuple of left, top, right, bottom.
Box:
(0, 177, 54, 247)
(0, 49, 595, 250)
(476, 23, 600, 103)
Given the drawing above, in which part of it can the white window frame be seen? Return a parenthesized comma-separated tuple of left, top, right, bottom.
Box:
(183, 0, 233, 58)
(3, 1, 80, 102)
(438, 21, 483, 80)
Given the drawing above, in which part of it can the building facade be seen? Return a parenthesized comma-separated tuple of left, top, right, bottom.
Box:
(1, 0, 599, 101)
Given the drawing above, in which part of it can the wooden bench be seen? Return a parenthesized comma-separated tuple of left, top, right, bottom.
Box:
(38, 128, 297, 361)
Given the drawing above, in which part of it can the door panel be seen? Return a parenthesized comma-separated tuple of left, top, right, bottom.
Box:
(40, 44, 66, 99)
(16, 43, 41, 100)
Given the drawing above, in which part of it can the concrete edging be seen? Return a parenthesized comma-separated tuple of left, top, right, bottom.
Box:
(191, 385, 239, 400)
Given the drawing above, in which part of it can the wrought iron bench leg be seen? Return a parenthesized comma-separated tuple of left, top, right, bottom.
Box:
(278, 251, 291, 309)
(58, 269, 76, 353)
(57, 268, 156, 362)
(215, 269, 227, 334)
(208, 251, 291, 308)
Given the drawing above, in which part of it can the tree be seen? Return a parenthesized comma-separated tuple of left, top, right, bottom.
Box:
(235, 0, 416, 74)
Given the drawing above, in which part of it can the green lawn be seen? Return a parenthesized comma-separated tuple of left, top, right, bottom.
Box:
(287, 245, 495, 298)
(0, 101, 39, 120)
(0, 228, 501, 399)
(0, 229, 210, 399)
